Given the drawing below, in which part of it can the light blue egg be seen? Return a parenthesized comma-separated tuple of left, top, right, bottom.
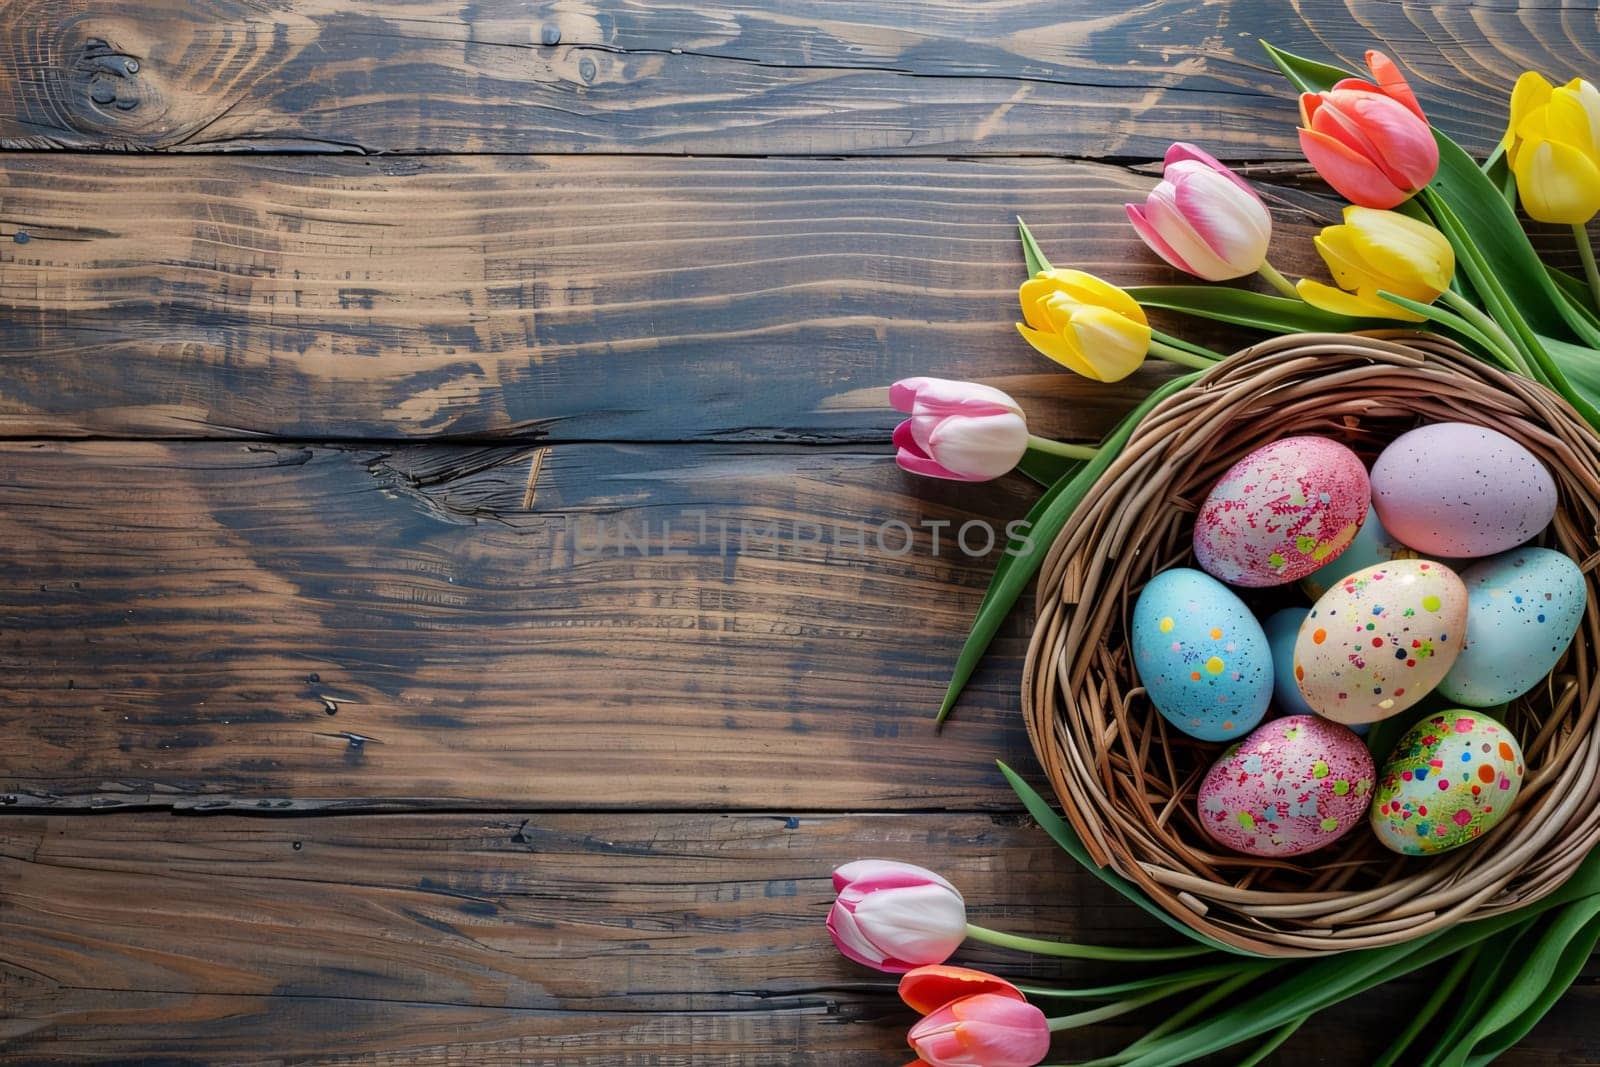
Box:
(1438, 547, 1587, 706)
(1262, 607, 1367, 734)
(1131, 568, 1272, 742)
(1301, 505, 1446, 600)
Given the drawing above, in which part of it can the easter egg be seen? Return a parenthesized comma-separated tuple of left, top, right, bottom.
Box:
(1294, 560, 1467, 725)
(1263, 608, 1317, 718)
(1131, 568, 1272, 742)
(1370, 423, 1556, 558)
(1197, 715, 1375, 857)
(1301, 505, 1450, 600)
(1438, 548, 1587, 707)
(1371, 712, 1525, 855)
(1193, 436, 1369, 588)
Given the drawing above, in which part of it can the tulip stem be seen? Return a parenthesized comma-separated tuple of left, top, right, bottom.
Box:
(1257, 260, 1301, 300)
(1040, 965, 1255, 1031)
(1150, 328, 1224, 361)
(1149, 339, 1217, 371)
(1576, 224, 1600, 313)
(962, 922, 1214, 961)
(1027, 435, 1099, 460)
(1015, 963, 1255, 1000)
(1438, 289, 1535, 378)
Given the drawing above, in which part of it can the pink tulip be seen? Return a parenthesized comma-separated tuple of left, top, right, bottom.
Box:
(907, 993, 1051, 1067)
(900, 965, 1026, 1014)
(890, 378, 1029, 483)
(828, 860, 968, 972)
(1125, 143, 1273, 281)
(1298, 50, 1438, 208)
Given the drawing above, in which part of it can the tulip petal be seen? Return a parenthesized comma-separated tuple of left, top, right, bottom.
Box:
(1016, 323, 1104, 380)
(1331, 93, 1438, 190)
(1126, 201, 1199, 277)
(926, 411, 1029, 481)
(889, 378, 1022, 419)
(1507, 71, 1556, 158)
(1298, 127, 1408, 208)
(1296, 278, 1422, 321)
(1170, 167, 1271, 275)
(1164, 141, 1257, 197)
(900, 966, 1026, 1014)
(1041, 269, 1148, 324)
(1135, 189, 1239, 280)
(908, 994, 1051, 1067)
(1548, 86, 1599, 156)
(1343, 208, 1454, 299)
(853, 884, 969, 963)
(1065, 304, 1151, 383)
(833, 859, 960, 896)
(1514, 139, 1600, 224)
(827, 900, 890, 969)
(1365, 50, 1427, 122)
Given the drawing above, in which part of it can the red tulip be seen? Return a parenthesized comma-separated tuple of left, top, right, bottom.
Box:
(907, 993, 1051, 1067)
(828, 860, 968, 972)
(1298, 51, 1438, 208)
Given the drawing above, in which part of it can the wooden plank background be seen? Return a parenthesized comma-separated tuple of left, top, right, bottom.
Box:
(1, 0, 1598, 1063)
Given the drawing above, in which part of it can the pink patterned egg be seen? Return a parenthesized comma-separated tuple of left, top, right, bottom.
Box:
(1198, 716, 1375, 857)
(1193, 437, 1370, 587)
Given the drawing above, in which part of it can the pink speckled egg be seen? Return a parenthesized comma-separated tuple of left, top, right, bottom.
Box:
(1371, 423, 1555, 558)
(1294, 560, 1468, 725)
(1193, 436, 1370, 587)
(1198, 716, 1374, 857)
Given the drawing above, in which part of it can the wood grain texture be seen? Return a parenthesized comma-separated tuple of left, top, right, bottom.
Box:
(0, 153, 1339, 442)
(0, 0, 1594, 157)
(0, 811, 1594, 1064)
(0, 439, 1057, 811)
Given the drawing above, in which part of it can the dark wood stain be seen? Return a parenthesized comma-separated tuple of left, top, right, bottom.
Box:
(0, 1, 1594, 156)
(1, 2, 1596, 1062)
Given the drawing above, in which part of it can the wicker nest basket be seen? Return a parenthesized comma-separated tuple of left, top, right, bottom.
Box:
(1022, 332, 1600, 957)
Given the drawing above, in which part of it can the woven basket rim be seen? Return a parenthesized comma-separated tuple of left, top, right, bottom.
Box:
(1022, 331, 1600, 957)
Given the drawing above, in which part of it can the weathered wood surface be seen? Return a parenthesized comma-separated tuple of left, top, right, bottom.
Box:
(0, 154, 1331, 442)
(0, 812, 1594, 1063)
(0, 439, 1054, 811)
(0, 1, 1594, 158)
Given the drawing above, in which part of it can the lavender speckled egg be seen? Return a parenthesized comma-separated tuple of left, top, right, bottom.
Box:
(1294, 560, 1468, 725)
(1371, 423, 1556, 558)
(1132, 568, 1272, 742)
(1198, 715, 1374, 857)
(1193, 436, 1370, 588)
(1301, 505, 1455, 600)
(1438, 548, 1587, 707)
(1371, 712, 1524, 855)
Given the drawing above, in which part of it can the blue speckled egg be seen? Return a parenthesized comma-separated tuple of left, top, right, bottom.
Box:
(1301, 505, 1453, 601)
(1438, 547, 1587, 706)
(1263, 608, 1317, 718)
(1132, 568, 1272, 742)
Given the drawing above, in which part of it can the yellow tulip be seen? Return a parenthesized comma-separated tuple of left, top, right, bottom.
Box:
(1295, 207, 1455, 321)
(1016, 269, 1152, 382)
(1503, 72, 1600, 225)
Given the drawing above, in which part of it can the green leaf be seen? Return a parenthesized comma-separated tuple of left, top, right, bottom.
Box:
(1551, 265, 1600, 324)
(1126, 285, 1379, 334)
(1461, 910, 1600, 1066)
(1426, 134, 1600, 347)
(1018, 216, 1053, 278)
(1482, 145, 1516, 208)
(1015, 447, 1082, 489)
(1259, 41, 1352, 95)
(935, 370, 1203, 723)
(1117, 843, 1600, 1067)
(998, 760, 1243, 955)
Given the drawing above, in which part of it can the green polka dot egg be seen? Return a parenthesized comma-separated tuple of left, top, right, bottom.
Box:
(1371, 712, 1525, 855)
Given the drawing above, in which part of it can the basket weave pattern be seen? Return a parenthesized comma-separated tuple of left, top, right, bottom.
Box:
(1022, 333, 1600, 956)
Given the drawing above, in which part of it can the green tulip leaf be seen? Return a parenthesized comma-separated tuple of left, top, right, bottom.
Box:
(1550, 266, 1600, 324)
(998, 760, 1240, 955)
(1259, 41, 1352, 95)
(1126, 285, 1378, 334)
(1015, 446, 1083, 489)
(1018, 216, 1053, 278)
(935, 370, 1203, 723)
(1461, 910, 1600, 1067)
